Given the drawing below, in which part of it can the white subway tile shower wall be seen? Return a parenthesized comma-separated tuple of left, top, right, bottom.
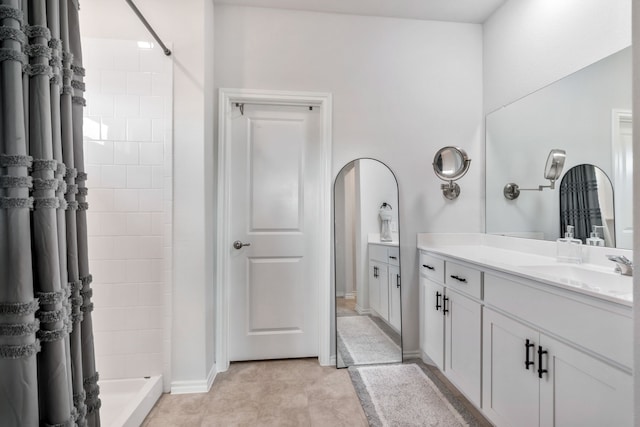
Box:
(82, 38, 172, 382)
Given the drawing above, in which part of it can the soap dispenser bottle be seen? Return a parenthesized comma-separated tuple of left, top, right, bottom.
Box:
(586, 225, 605, 247)
(557, 225, 582, 263)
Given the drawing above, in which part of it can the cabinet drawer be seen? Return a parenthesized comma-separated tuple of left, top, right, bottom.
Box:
(387, 247, 400, 266)
(420, 252, 444, 283)
(369, 244, 388, 262)
(445, 261, 482, 299)
(484, 273, 632, 369)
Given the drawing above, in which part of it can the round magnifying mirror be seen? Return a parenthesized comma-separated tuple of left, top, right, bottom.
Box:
(543, 149, 566, 181)
(433, 146, 471, 181)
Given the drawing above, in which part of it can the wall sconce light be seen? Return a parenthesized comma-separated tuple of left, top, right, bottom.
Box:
(433, 146, 471, 200)
(503, 149, 566, 200)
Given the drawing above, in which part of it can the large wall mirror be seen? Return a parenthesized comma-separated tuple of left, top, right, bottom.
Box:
(334, 159, 402, 368)
(486, 46, 632, 249)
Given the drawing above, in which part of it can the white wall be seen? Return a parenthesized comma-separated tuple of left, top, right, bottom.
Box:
(358, 160, 399, 242)
(215, 5, 484, 354)
(79, 0, 216, 391)
(483, 0, 631, 113)
(82, 38, 172, 381)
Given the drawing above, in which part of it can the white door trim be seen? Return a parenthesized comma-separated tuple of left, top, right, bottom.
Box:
(216, 88, 333, 371)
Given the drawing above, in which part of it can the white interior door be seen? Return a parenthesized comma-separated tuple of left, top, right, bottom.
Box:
(229, 103, 321, 361)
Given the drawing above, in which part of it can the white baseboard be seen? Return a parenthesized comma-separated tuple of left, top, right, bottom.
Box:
(207, 363, 217, 390)
(344, 292, 356, 300)
(355, 304, 371, 315)
(170, 364, 217, 395)
(403, 349, 422, 360)
(329, 355, 336, 366)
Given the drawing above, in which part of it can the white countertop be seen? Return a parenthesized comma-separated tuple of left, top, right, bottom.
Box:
(368, 233, 399, 247)
(417, 233, 633, 307)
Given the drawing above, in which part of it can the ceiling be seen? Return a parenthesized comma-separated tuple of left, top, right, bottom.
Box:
(212, 0, 507, 24)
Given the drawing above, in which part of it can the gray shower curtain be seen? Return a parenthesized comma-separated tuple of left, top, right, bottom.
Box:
(559, 164, 603, 243)
(0, 0, 100, 426)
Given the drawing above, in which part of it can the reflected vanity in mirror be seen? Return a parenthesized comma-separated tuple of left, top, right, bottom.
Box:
(334, 159, 402, 368)
(486, 46, 632, 248)
(433, 146, 471, 199)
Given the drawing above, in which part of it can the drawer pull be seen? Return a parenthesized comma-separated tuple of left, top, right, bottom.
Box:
(450, 274, 467, 283)
(435, 291, 442, 311)
(396, 274, 401, 288)
(537, 346, 548, 379)
(443, 296, 449, 315)
(525, 339, 535, 370)
(373, 266, 378, 278)
(422, 264, 435, 270)
(389, 256, 398, 260)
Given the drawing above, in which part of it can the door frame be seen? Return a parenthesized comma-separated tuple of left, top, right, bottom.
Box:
(611, 109, 632, 248)
(216, 88, 333, 371)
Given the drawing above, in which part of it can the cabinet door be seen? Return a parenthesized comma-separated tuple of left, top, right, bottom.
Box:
(368, 260, 388, 319)
(388, 265, 401, 331)
(483, 308, 539, 427)
(368, 260, 380, 314)
(444, 289, 481, 407)
(378, 263, 389, 320)
(423, 279, 445, 369)
(539, 334, 632, 427)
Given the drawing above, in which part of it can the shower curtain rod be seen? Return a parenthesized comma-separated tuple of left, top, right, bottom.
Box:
(125, 0, 172, 56)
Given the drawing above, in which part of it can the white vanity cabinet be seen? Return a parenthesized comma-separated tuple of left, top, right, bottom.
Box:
(419, 246, 633, 427)
(368, 243, 401, 331)
(483, 308, 632, 427)
(419, 252, 482, 407)
(483, 273, 632, 427)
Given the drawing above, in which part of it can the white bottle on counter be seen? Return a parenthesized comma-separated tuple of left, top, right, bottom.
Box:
(557, 225, 582, 263)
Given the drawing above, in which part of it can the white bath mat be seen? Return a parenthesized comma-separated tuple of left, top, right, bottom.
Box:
(349, 364, 470, 427)
(337, 316, 401, 365)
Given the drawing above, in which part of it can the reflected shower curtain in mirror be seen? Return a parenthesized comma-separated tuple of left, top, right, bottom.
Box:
(559, 164, 602, 242)
(0, 0, 100, 425)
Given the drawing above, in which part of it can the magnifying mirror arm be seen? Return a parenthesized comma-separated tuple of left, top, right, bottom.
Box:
(522, 181, 557, 191)
(503, 180, 557, 200)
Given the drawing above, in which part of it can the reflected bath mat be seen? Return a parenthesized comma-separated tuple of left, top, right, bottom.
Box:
(349, 364, 472, 427)
(337, 316, 401, 365)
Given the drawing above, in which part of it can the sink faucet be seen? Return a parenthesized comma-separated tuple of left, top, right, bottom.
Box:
(606, 255, 633, 276)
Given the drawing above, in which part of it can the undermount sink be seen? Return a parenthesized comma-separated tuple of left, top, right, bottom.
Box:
(519, 264, 632, 298)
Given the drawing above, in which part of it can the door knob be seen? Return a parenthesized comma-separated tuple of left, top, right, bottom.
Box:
(233, 240, 251, 250)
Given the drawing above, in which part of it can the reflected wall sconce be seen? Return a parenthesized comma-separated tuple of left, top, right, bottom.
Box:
(503, 149, 566, 200)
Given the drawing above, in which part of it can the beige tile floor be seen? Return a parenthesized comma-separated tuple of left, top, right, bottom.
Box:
(143, 357, 492, 427)
(336, 297, 357, 316)
(142, 358, 368, 426)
